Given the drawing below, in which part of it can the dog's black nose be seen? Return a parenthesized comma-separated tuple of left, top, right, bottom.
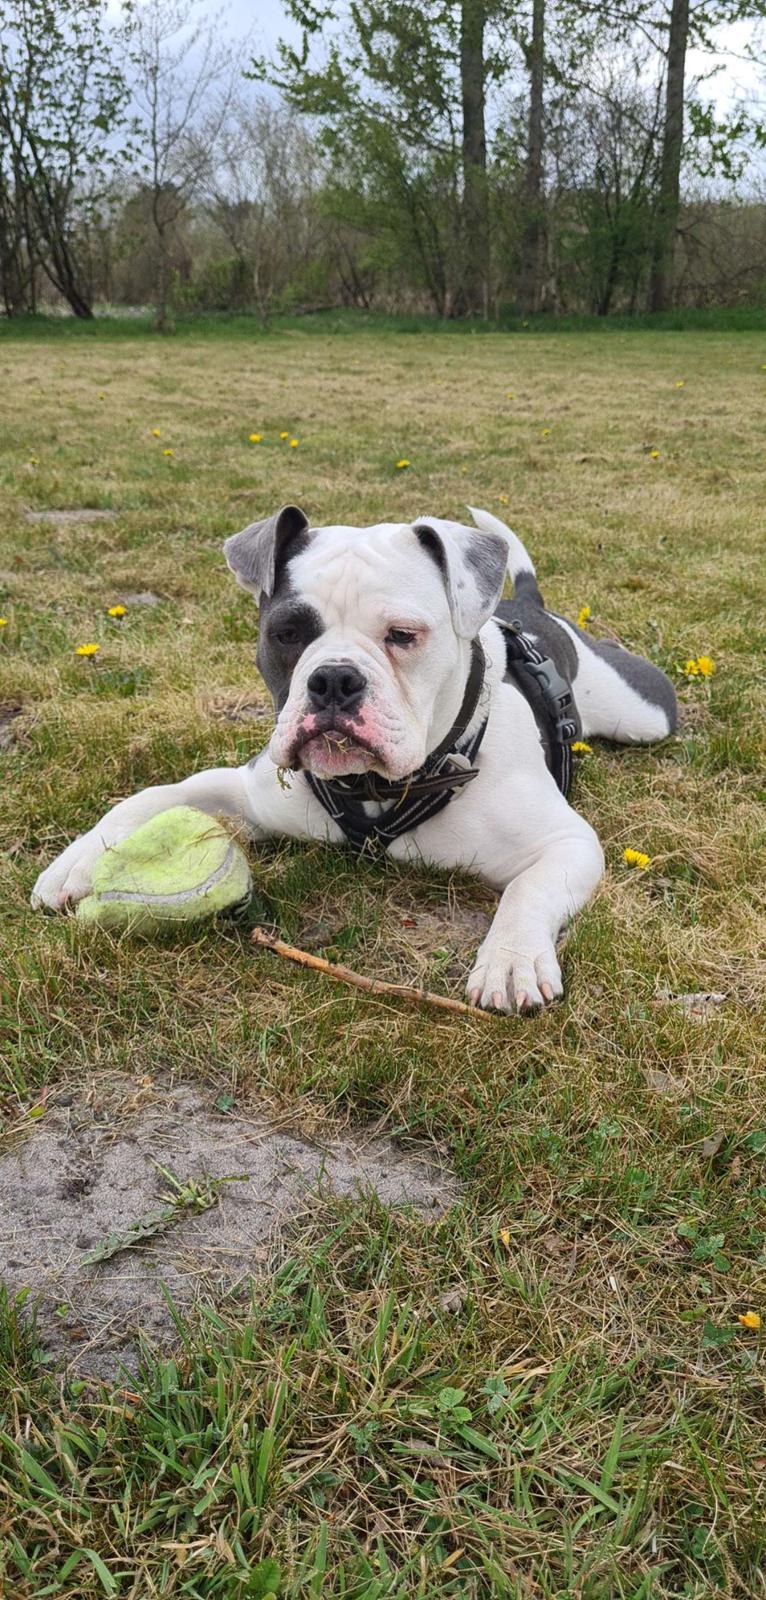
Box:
(307, 663, 366, 714)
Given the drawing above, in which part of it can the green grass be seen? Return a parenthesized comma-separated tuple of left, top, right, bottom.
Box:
(1, 303, 765, 341)
(1, 321, 765, 1596)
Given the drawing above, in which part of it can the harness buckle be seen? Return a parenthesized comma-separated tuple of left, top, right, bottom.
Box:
(438, 750, 473, 775)
(523, 656, 573, 712)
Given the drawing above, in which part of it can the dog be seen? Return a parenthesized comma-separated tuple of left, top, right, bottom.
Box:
(32, 507, 677, 1012)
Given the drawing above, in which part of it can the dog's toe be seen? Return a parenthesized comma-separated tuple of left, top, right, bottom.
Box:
(466, 940, 563, 1015)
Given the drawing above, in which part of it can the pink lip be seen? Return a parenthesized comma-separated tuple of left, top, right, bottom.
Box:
(292, 721, 381, 769)
(297, 732, 378, 777)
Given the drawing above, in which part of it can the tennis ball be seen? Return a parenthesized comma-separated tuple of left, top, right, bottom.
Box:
(76, 806, 252, 931)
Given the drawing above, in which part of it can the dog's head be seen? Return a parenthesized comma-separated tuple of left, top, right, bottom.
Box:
(223, 506, 509, 781)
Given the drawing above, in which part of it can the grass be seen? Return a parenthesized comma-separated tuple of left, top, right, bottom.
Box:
(0, 318, 765, 1596)
(2, 304, 766, 340)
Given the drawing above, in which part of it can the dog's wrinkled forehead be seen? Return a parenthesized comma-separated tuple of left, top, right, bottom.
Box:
(223, 505, 509, 640)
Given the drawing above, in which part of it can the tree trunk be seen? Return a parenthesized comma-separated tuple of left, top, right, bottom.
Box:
(154, 225, 173, 332)
(518, 0, 545, 315)
(460, 0, 489, 318)
(45, 234, 94, 317)
(649, 0, 689, 313)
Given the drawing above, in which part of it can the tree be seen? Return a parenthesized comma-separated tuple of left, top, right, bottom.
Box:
(518, 0, 545, 313)
(552, 59, 663, 313)
(198, 93, 323, 324)
(128, 0, 234, 331)
(460, 0, 490, 314)
(0, 0, 130, 318)
(258, 1, 515, 317)
(648, 0, 689, 310)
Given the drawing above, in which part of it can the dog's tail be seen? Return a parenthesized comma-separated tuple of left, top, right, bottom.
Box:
(468, 506, 544, 607)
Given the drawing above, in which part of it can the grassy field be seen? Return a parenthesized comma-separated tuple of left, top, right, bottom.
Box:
(1, 317, 765, 1598)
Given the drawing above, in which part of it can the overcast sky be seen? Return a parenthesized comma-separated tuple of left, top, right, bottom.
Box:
(109, 0, 762, 119)
(230, 1, 762, 115)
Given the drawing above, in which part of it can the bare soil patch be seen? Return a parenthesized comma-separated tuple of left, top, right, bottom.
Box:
(24, 507, 115, 524)
(0, 1079, 457, 1380)
(117, 589, 163, 607)
(0, 700, 25, 750)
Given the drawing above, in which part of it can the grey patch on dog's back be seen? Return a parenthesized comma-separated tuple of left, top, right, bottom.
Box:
(494, 598, 579, 681)
(510, 568, 545, 607)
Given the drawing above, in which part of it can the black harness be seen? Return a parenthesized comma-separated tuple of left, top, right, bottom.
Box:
(496, 617, 580, 797)
(305, 621, 579, 857)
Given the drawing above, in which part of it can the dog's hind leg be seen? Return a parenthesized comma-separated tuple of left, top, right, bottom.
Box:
(556, 619, 678, 744)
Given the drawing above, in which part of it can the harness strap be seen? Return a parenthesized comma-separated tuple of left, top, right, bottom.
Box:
(494, 617, 580, 797)
(306, 712, 487, 855)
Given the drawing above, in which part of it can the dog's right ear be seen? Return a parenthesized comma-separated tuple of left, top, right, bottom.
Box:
(223, 504, 309, 603)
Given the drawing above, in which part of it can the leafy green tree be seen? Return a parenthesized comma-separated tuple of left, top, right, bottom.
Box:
(0, 0, 130, 317)
(257, 1, 515, 317)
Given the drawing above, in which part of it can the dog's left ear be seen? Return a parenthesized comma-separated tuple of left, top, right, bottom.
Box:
(414, 517, 510, 638)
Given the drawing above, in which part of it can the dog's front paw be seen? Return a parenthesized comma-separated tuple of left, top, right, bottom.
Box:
(31, 832, 103, 911)
(466, 936, 563, 1014)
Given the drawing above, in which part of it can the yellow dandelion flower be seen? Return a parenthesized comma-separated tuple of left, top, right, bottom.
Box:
(499, 1228, 511, 1247)
(279, 431, 290, 440)
(396, 458, 410, 469)
(696, 655, 715, 677)
(28, 456, 38, 465)
(540, 427, 551, 438)
(623, 847, 651, 870)
(572, 740, 592, 754)
(107, 604, 127, 619)
(577, 604, 591, 629)
(162, 448, 174, 457)
(289, 438, 299, 448)
(738, 1312, 761, 1330)
(0, 616, 7, 628)
(683, 658, 700, 677)
(506, 391, 515, 399)
(498, 494, 510, 506)
(151, 428, 161, 437)
(249, 433, 262, 443)
(649, 449, 660, 459)
(75, 642, 100, 658)
(674, 380, 685, 389)
(98, 391, 106, 400)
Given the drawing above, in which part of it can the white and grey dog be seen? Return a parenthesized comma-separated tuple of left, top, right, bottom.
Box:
(32, 507, 677, 1012)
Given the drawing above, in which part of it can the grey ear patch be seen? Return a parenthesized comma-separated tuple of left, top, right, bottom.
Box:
(223, 505, 309, 601)
(464, 534, 509, 603)
(414, 518, 509, 638)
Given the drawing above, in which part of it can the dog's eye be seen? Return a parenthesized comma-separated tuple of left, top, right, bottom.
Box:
(275, 626, 301, 648)
(385, 628, 417, 648)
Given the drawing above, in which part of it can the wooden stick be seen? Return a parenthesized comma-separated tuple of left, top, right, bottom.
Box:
(251, 927, 490, 1019)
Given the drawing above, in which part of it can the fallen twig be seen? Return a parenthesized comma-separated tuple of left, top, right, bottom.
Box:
(251, 927, 490, 1019)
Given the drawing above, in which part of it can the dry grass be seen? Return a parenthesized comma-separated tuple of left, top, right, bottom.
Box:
(0, 318, 765, 1597)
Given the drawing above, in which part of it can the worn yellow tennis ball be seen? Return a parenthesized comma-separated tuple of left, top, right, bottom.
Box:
(76, 806, 252, 931)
